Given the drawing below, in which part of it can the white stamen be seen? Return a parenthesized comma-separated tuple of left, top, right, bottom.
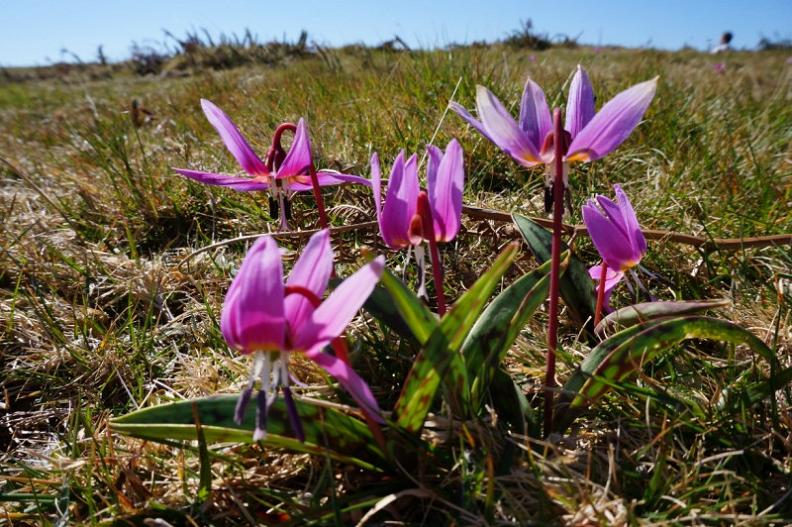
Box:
(260, 353, 272, 396)
(281, 352, 290, 387)
(415, 244, 428, 299)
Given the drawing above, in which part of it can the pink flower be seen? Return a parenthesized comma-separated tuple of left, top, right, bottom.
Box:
(371, 139, 465, 250)
(173, 99, 368, 193)
(450, 65, 657, 166)
(223, 229, 384, 440)
(582, 184, 647, 309)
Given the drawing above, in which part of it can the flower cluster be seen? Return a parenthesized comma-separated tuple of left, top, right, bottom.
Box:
(178, 64, 657, 440)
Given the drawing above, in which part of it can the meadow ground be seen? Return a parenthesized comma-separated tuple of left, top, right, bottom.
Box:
(1, 44, 791, 525)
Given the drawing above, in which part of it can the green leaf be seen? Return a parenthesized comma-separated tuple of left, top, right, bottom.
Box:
(338, 277, 422, 344)
(556, 316, 774, 432)
(595, 299, 730, 335)
(393, 243, 519, 433)
(462, 256, 561, 409)
(489, 367, 537, 436)
(111, 395, 386, 471)
(512, 214, 596, 331)
(380, 270, 438, 345)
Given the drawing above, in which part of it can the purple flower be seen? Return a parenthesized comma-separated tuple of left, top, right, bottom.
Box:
(222, 229, 385, 440)
(713, 62, 726, 74)
(173, 99, 368, 193)
(581, 184, 647, 309)
(450, 66, 657, 167)
(371, 139, 465, 250)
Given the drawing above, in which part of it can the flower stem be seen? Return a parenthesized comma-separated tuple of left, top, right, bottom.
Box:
(417, 191, 447, 316)
(544, 108, 566, 436)
(594, 261, 608, 327)
(308, 162, 330, 230)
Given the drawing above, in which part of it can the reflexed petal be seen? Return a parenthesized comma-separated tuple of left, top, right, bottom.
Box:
(518, 78, 552, 148)
(173, 168, 269, 192)
(614, 184, 647, 256)
(426, 144, 443, 190)
(428, 139, 464, 242)
(566, 77, 658, 162)
(588, 264, 625, 310)
(380, 152, 419, 249)
(595, 195, 630, 239)
(200, 99, 269, 176)
(286, 170, 370, 192)
(582, 202, 635, 270)
(285, 229, 333, 333)
(294, 256, 385, 351)
(277, 118, 312, 179)
(304, 348, 383, 420)
(476, 85, 541, 166)
(565, 65, 596, 139)
(449, 101, 496, 144)
(221, 236, 286, 352)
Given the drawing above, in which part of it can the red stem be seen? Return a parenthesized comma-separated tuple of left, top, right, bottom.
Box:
(544, 108, 565, 436)
(417, 192, 447, 316)
(308, 162, 330, 230)
(594, 261, 608, 327)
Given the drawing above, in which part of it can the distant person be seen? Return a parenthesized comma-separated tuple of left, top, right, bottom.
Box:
(711, 32, 733, 54)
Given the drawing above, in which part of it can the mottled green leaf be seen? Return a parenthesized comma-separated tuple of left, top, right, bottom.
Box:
(462, 256, 563, 409)
(595, 299, 730, 335)
(556, 316, 773, 433)
(512, 213, 596, 331)
(111, 395, 386, 470)
(379, 270, 438, 345)
(393, 243, 519, 433)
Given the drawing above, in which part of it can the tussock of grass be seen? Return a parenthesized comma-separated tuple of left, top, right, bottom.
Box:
(1, 44, 791, 525)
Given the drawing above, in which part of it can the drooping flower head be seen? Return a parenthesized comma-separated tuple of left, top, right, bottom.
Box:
(222, 229, 385, 440)
(581, 184, 647, 309)
(450, 66, 657, 168)
(371, 139, 465, 250)
(173, 99, 369, 193)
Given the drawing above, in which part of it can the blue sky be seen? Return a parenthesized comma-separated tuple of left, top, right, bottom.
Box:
(2, 0, 791, 66)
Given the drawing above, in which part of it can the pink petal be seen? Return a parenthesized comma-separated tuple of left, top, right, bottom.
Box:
(173, 168, 269, 192)
(221, 237, 286, 353)
(294, 256, 385, 351)
(285, 170, 370, 192)
(285, 229, 333, 334)
(428, 139, 464, 242)
(304, 348, 383, 421)
(449, 101, 496, 145)
(613, 184, 647, 256)
(565, 65, 596, 139)
(380, 152, 419, 249)
(475, 85, 541, 167)
(582, 201, 635, 271)
(518, 78, 552, 149)
(200, 99, 269, 176)
(566, 77, 658, 162)
(589, 264, 625, 311)
(277, 118, 312, 179)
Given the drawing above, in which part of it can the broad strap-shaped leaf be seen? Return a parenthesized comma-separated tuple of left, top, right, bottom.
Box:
(393, 243, 519, 433)
(338, 277, 423, 344)
(555, 316, 774, 433)
(462, 256, 564, 409)
(489, 367, 538, 436)
(512, 214, 597, 332)
(379, 270, 438, 345)
(111, 395, 386, 471)
(595, 299, 730, 335)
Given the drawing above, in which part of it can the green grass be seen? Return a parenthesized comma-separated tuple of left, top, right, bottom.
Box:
(1, 44, 791, 525)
